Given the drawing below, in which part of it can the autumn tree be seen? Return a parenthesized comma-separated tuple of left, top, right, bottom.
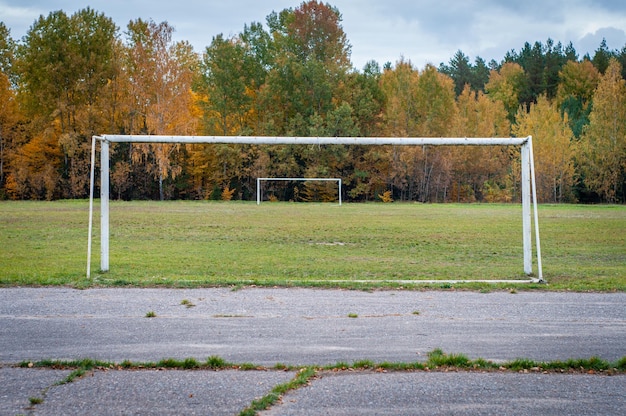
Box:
(0, 22, 15, 81)
(380, 59, 420, 137)
(123, 19, 199, 200)
(191, 22, 275, 199)
(513, 95, 575, 202)
(578, 58, 626, 202)
(0, 69, 19, 195)
(556, 60, 599, 137)
(406, 65, 457, 201)
(449, 85, 511, 201)
(7, 4, 626, 202)
(17, 11, 72, 124)
(238, 21, 275, 135)
(5, 127, 62, 200)
(414, 64, 456, 137)
(485, 62, 527, 122)
(347, 60, 384, 136)
(261, 1, 352, 135)
(617, 45, 626, 81)
(13, 8, 117, 198)
(230, 1, 357, 200)
(377, 59, 417, 199)
(0, 71, 13, 194)
(197, 35, 250, 136)
(0, 23, 18, 195)
(380, 62, 457, 201)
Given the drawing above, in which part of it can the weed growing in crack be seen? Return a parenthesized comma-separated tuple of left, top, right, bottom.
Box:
(183, 358, 199, 369)
(427, 349, 471, 368)
(239, 367, 316, 416)
(238, 362, 259, 370)
(506, 358, 537, 372)
(206, 355, 228, 369)
(156, 358, 180, 368)
(352, 360, 376, 369)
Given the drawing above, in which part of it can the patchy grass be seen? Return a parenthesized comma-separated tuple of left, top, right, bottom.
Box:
(206, 355, 229, 369)
(239, 367, 317, 416)
(1, 201, 624, 291)
(19, 352, 624, 415)
(320, 352, 626, 375)
(20, 358, 114, 385)
(20, 351, 626, 375)
(426, 348, 471, 368)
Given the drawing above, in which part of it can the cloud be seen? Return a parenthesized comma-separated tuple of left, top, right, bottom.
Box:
(0, 1, 45, 36)
(2, 0, 626, 70)
(576, 27, 626, 55)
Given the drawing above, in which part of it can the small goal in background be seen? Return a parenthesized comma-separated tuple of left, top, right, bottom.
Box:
(256, 177, 342, 205)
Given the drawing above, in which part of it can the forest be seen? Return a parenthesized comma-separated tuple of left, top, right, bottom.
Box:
(0, 1, 625, 203)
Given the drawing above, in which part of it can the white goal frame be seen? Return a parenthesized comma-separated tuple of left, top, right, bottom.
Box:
(87, 135, 543, 283)
(256, 177, 342, 205)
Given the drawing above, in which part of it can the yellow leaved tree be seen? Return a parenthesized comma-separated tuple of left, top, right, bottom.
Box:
(513, 95, 575, 202)
(578, 58, 626, 202)
(124, 19, 199, 200)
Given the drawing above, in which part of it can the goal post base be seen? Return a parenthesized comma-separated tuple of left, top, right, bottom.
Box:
(309, 279, 545, 284)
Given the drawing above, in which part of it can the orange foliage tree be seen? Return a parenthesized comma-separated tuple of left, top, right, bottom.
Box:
(122, 19, 198, 200)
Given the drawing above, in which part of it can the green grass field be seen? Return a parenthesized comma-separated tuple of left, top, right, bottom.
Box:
(1, 200, 624, 291)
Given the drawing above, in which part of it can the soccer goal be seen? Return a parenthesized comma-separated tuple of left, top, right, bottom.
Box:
(87, 135, 543, 283)
(256, 177, 342, 205)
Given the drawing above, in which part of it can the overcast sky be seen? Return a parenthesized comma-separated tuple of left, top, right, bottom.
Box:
(2, 0, 626, 70)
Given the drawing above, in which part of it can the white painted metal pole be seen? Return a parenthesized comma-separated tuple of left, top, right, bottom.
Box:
(100, 140, 110, 272)
(521, 140, 532, 275)
(256, 178, 260, 205)
(528, 137, 544, 281)
(86, 136, 97, 278)
(339, 179, 342, 206)
(101, 135, 527, 146)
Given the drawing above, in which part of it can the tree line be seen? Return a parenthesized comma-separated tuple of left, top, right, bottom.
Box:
(1, 1, 625, 203)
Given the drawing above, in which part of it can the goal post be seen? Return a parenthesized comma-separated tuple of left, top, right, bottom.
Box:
(256, 177, 342, 205)
(88, 135, 543, 282)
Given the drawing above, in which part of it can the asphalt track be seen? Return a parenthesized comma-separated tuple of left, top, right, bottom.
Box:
(1, 288, 625, 415)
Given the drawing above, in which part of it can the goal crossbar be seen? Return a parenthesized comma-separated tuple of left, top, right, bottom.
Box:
(96, 135, 528, 146)
(88, 135, 543, 283)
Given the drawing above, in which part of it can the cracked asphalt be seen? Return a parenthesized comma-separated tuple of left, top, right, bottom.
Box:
(1, 287, 624, 415)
